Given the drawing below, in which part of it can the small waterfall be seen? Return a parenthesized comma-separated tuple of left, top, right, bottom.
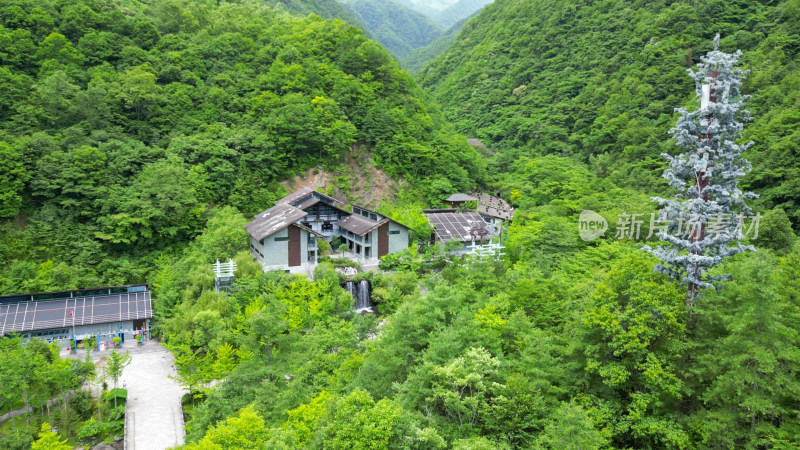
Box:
(356, 279, 373, 312)
(344, 279, 374, 313)
(345, 281, 357, 299)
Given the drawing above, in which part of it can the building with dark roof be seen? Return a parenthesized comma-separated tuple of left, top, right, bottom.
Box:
(245, 187, 411, 273)
(428, 190, 514, 255)
(444, 193, 478, 208)
(0, 285, 152, 349)
(424, 210, 495, 254)
(473, 192, 515, 223)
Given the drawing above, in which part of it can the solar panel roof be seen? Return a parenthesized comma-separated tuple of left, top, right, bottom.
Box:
(0, 290, 152, 335)
(425, 211, 488, 243)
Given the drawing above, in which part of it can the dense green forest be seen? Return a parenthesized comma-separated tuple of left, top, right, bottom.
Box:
(339, 0, 445, 58)
(263, 0, 367, 29)
(0, 338, 99, 449)
(434, 0, 492, 27)
(158, 1, 799, 448)
(263, 0, 366, 27)
(395, 0, 490, 26)
(2, 0, 800, 448)
(401, 14, 473, 74)
(0, 0, 485, 293)
(419, 0, 800, 228)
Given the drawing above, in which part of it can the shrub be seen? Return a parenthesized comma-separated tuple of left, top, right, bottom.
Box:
(69, 390, 95, 420)
(77, 419, 105, 440)
(0, 427, 34, 450)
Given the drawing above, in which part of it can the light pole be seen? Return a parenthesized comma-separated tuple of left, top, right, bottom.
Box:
(70, 307, 76, 352)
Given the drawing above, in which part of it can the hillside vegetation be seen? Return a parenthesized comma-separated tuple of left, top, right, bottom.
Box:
(401, 13, 475, 74)
(419, 0, 800, 227)
(435, 0, 492, 27)
(263, 0, 367, 28)
(339, 0, 444, 58)
(0, 0, 485, 293)
(396, 0, 451, 18)
(2, 1, 800, 449)
(154, 3, 799, 445)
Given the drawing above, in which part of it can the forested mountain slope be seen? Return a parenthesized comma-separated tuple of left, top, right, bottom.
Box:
(339, 0, 444, 58)
(396, 0, 454, 17)
(401, 13, 476, 74)
(0, 0, 485, 293)
(263, 0, 366, 28)
(435, 0, 492, 27)
(419, 0, 800, 226)
(2, 1, 799, 449)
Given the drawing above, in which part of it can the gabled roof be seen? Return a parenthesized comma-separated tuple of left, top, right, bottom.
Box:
(338, 214, 389, 236)
(293, 196, 322, 211)
(425, 211, 488, 243)
(473, 193, 514, 220)
(445, 193, 478, 202)
(276, 186, 315, 205)
(294, 222, 325, 238)
(277, 186, 349, 211)
(248, 187, 412, 239)
(351, 204, 412, 231)
(246, 204, 308, 241)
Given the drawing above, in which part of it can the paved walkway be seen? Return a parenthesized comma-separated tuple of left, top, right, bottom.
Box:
(119, 341, 186, 450)
(59, 340, 186, 449)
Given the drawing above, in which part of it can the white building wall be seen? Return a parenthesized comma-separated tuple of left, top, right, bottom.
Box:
(262, 228, 289, 267)
(73, 321, 136, 339)
(301, 228, 309, 264)
(250, 236, 264, 263)
(37, 320, 139, 348)
(369, 229, 379, 259)
(388, 222, 410, 254)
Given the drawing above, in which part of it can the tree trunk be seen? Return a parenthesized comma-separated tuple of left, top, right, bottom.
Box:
(23, 389, 30, 425)
(63, 392, 69, 436)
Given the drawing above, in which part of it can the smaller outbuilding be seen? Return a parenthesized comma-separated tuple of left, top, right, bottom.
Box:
(444, 193, 478, 208)
(473, 192, 514, 224)
(424, 210, 493, 254)
(0, 285, 153, 350)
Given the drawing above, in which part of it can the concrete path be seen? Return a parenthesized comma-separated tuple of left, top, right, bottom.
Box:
(118, 341, 186, 450)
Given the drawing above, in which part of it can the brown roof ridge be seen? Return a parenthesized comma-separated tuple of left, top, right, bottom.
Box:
(338, 214, 390, 236)
(245, 203, 308, 241)
(293, 222, 324, 238)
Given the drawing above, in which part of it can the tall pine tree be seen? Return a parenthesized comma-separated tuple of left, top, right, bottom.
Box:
(644, 35, 756, 303)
